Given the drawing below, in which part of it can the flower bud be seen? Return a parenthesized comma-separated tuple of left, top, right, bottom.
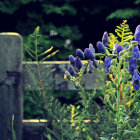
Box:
(64, 71, 71, 80)
(84, 48, 94, 60)
(75, 56, 82, 70)
(74, 81, 80, 89)
(116, 44, 124, 54)
(88, 61, 94, 73)
(128, 58, 137, 75)
(96, 41, 106, 54)
(132, 69, 140, 90)
(82, 65, 87, 74)
(69, 55, 75, 66)
(92, 59, 99, 68)
(102, 31, 109, 46)
(76, 49, 85, 59)
(89, 43, 95, 54)
(105, 57, 112, 72)
(134, 25, 140, 45)
(68, 65, 75, 76)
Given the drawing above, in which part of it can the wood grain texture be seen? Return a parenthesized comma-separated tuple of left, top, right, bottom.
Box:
(0, 33, 23, 140)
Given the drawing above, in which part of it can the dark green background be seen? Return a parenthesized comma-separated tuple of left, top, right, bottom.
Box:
(0, 0, 140, 60)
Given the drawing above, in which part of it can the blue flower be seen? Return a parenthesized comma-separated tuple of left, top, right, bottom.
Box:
(76, 49, 85, 59)
(102, 31, 109, 46)
(105, 57, 112, 72)
(89, 61, 94, 73)
(82, 65, 87, 74)
(134, 25, 140, 45)
(92, 59, 99, 68)
(116, 44, 124, 54)
(96, 41, 106, 54)
(89, 43, 95, 54)
(132, 69, 140, 90)
(128, 58, 137, 75)
(133, 46, 140, 59)
(75, 56, 82, 70)
(68, 65, 75, 76)
(84, 48, 94, 60)
(133, 46, 139, 53)
(64, 71, 71, 80)
(69, 55, 75, 66)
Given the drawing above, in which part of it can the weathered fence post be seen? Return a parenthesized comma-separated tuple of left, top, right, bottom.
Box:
(0, 33, 23, 140)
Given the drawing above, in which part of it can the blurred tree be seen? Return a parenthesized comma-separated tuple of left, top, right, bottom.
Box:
(106, 0, 140, 20)
(0, 0, 139, 60)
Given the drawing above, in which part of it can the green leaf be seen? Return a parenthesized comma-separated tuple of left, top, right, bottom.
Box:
(106, 8, 140, 20)
(40, 50, 59, 61)
(39, 46, 54, 57)
(100, 137, 108, 140)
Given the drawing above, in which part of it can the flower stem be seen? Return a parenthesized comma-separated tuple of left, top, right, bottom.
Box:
(35, 34, 48, 111)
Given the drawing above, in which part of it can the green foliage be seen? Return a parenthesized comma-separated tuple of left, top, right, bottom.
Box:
(106, 0, 140, 20)
(12, 116, 17, 140)
(64, 21, 140, 139)
(108, 20, 133, 50)
(135, 0, 140, 4)
(0, 1, 19, 14)
(23, 26, 59, 61)
(115, 20, 133, 44)
(106, 8, 140, 20)
(24, 90, 45, 119)
(43, 89, 116, 140)
(0, 0, 83, 60)
(20, 0, 36, 5)
(42, 4, 77, 15)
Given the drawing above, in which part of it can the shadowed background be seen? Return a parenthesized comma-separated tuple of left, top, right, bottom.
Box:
(0, 0, 140, 60)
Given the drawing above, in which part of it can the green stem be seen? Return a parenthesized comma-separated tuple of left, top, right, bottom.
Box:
(94, 53, 117, 58)
(117, 86, 120, 140)
(116, 57, 122, 140)
(35, 34, 48, 111)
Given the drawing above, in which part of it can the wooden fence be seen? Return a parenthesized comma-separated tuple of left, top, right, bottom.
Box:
(0, 33, 105, 140)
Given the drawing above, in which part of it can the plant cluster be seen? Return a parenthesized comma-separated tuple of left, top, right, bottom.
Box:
(64, 20, 140, 140)
(24, 21, 140, 140)
(24, 26, 117, 140)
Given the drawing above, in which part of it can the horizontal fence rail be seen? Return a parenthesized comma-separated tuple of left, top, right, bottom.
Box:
(23, 61, 105, 90)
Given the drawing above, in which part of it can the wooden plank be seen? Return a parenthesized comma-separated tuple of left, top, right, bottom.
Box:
(23, 61, 105, 90)
(0, 33, 23, 140)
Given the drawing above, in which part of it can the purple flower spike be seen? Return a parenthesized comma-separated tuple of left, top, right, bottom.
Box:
(134, 25, 140, 45)
(105, 57, 112, 72)
(128, 58, 137, 75)
(84, 48, 94, 60)
(132, 70, 140, 90)
(68, 65, 75, 76)
(133, 46, 139, 53)
(116, 44, 124, 54)
(76, 49, 85, 59)
(69, 55, 75, 66)
(133, 46, 140, 59)
(93, 59, 99, 68)
(89, 61, 94, 73)
(96, 41, 106, 54)
(82, 65, 87, 74)
(102, 31, 109, 46)
(75, 56, 82, 70)
(89, 43, 95, 54)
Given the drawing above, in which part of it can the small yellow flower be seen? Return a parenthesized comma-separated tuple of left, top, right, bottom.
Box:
(109, 74, 115, 83)
(126, 100, 133, 106)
